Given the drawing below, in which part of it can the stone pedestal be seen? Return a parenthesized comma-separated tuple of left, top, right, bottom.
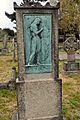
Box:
(16, 76, 62, 120)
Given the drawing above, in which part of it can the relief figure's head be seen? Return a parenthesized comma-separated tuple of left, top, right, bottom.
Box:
(34, 17, 42, 25)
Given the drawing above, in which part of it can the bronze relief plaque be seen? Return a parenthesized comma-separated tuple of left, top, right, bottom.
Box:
(23, 14, 52, 73)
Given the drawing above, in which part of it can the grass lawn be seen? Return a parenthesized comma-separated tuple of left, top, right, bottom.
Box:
(0, 41, 17, 120)
(0, 42, 80, 120)
(0, 90, 16, 120)
(59, 61, 80, 120)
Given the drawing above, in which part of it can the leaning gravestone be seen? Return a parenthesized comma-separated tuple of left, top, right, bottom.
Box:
(63, 37, 80, 73)
(13, 0, 63, 120)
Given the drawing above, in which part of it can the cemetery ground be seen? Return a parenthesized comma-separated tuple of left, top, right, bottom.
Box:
(0, 42, 80, 120)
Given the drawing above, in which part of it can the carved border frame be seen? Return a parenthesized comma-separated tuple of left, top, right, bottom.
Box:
(16, 7, 59, 80)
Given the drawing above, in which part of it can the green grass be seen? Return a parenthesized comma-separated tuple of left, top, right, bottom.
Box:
(0, 42, 18, 83)
(0, 89, 17, 120)
(0, 41, 2, 49)
(0, 41, 17, 120)
(60, 60, 80, 120)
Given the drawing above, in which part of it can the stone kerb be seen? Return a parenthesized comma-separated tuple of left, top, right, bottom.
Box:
(63, 37, 80, 73)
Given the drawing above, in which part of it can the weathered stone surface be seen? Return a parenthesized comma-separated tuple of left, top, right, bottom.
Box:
(1, 35, 9, 53)
(63, 37, 80, 73)
(14, 2, 63, 120)
(16, 78, 62, 120)
(16, 0, 60, 8)
(50, 0, 60, 7)
(63, 37, 78, 54)
(11, 111, 18, 120)
(12, 38, 16, 62)
(63, 62, 80, 73)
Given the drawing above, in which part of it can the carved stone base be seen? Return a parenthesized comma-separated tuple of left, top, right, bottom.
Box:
(63, 62, 80, 73)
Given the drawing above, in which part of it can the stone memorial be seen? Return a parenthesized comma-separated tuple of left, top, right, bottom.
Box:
(13, 0, 63, 120)
(2, 35, 8, 53)
(12, 38, 16, 61)
(63, 37, 80, 73)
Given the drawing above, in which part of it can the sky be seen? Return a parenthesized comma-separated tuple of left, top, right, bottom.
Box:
(0, 0, 23, 30)
(0, 0, 50, 31)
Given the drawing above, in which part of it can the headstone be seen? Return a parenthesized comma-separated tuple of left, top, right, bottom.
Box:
(12, 38, 16, 61)
(12, 67, 16, 81)
(7, 67, 16, 90)
(0, 67, 16, 90)
(63, 37, 80, 73)
(2, 35, 8, 53)
(13, 0, 63, 120)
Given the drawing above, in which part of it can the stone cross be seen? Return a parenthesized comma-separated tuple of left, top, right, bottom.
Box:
(63, 37, 78, 62)
(63, 37, 80, 72)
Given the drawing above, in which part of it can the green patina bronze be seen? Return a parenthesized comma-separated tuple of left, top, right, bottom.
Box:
(23, 15, 52, 73)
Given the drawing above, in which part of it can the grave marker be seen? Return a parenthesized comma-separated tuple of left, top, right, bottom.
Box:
(13, 0, 63, 120)
(2, 35, 8, 53)
(63, 37, 80, 73)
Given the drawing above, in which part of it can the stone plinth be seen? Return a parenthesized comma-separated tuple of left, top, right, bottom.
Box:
(15, 77, 62, 120)
(63, 62, 80, 73)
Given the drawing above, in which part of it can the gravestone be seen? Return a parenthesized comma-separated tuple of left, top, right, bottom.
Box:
(13, 0, 63, 120)
(12, 38, 16, 61)
(2, 35, 8, 53)
(63, 37, 80, 73)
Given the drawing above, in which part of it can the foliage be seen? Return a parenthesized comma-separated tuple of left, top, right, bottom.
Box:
(0, 28, 16, 41)
(5, 0, 80, 37)
(59, 0, 80, 36)
(5, 12, 16, 22)
(0, 28, 7, 40)
(0, 89, 17, 120)
(3, 28, 14, 37)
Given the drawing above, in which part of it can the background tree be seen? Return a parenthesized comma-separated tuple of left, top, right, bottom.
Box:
(3, 28, 14, 37)
(0, 28, 5, 40)
(59, 0, 80, 39)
